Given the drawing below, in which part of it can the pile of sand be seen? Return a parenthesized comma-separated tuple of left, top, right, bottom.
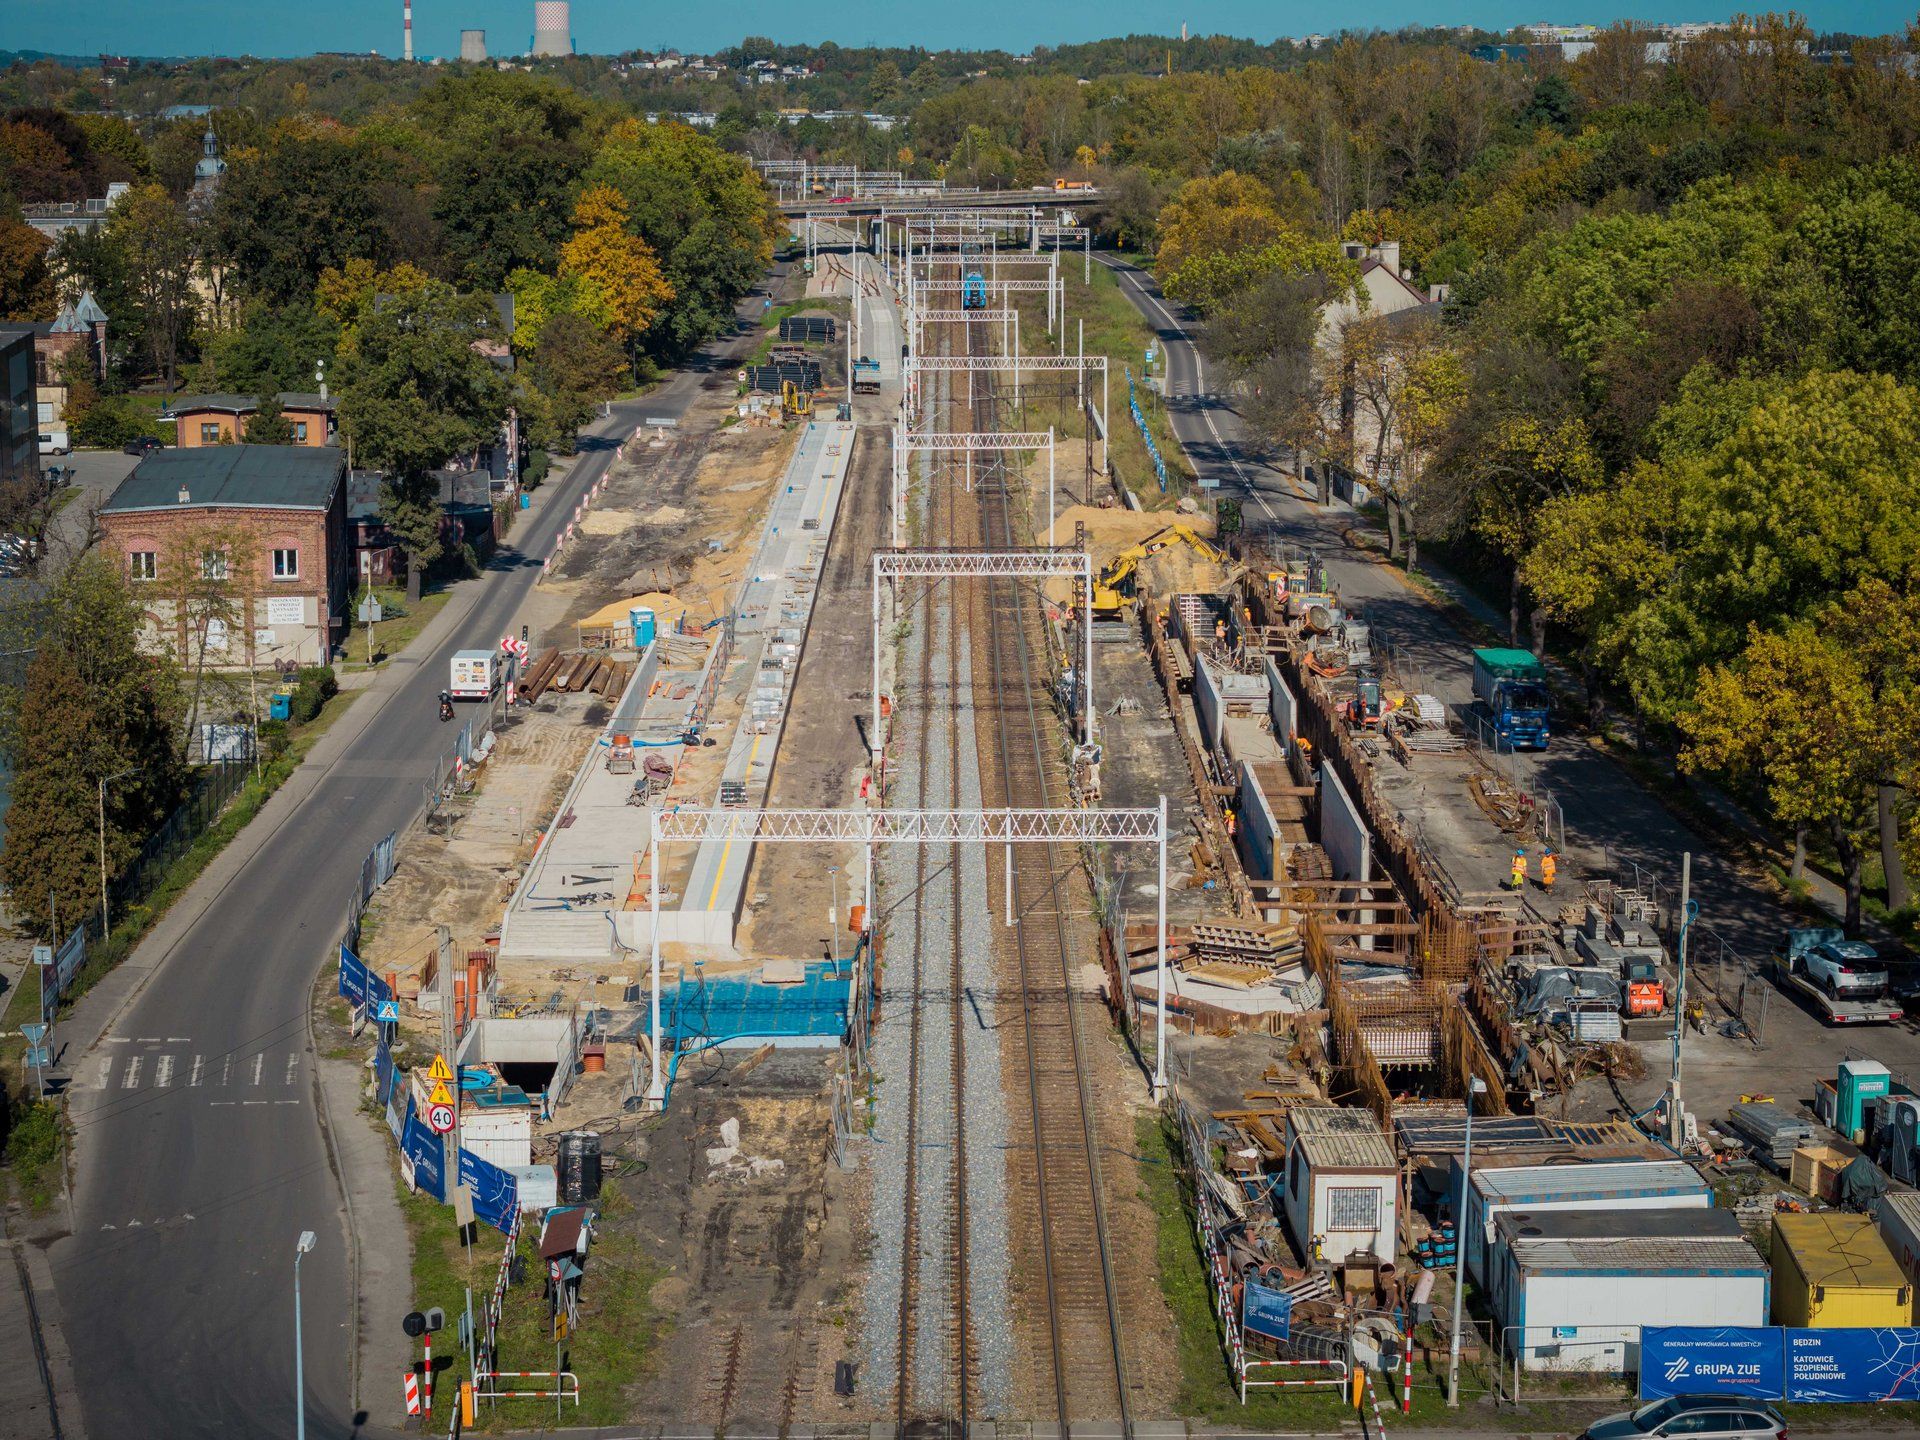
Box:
(580, 508, 638, 537)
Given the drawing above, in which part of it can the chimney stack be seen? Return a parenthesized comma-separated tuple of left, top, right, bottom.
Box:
(403, 0, 413, 62)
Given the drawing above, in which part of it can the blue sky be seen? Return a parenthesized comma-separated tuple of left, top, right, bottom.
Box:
(7, 0, 1911, 61)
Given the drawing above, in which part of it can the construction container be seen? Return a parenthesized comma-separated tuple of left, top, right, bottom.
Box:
(1874, 1191, 1920, 1283)
(1282, 1107, 1398, 1266)
(1790, 1143, 1856, 1203)
(1457, 1159, 1713, 1286)
(1488, 1209, 1766, 1372)
(1771, 1211, 1913, 1326)
(507, 1163, 558, 1212)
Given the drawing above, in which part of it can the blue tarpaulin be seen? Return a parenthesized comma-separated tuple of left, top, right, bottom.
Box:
(458, 1149, 520, 1235)
(373, 1042, 395, 1107)
(1642, 1327, 1920, 1403)
(667, 959, 854, 1046)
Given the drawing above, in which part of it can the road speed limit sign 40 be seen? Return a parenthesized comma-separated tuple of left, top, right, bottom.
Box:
(427, 1102, 456, 1135)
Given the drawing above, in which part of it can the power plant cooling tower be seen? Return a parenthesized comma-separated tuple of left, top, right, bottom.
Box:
(460, 28, 487, 61)
(531, 0, 572, 56)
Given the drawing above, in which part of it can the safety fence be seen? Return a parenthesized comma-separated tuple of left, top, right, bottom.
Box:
(1125, 363, 1171, 493)
(539, 465, 614, 580)
(426, 685, 510, 815)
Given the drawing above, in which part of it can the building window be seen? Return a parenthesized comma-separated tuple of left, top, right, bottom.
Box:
(291, 421, 308, 442)
(273, 548, 299, 579)
(1325, 1186, 1380, 1232)
(201, 549, 228, 581)
(200, 422, 222, 444)
(129, 550, 156, 581)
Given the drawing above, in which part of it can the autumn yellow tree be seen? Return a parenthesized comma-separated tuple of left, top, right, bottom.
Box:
(558, 184, 673, 350)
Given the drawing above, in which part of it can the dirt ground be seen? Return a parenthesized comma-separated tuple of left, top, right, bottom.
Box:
(359, 693, 603, 993)
(621, 1048, 863, 1433)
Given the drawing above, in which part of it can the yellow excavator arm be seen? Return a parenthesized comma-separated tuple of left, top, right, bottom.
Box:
(1091, 525, 1230, 615)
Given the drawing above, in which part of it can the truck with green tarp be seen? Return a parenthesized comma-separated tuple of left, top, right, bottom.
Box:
(1470, 647, 1551, 750)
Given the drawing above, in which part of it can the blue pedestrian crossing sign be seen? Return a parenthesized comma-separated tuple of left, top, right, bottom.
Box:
(375, 999, 400, 1023)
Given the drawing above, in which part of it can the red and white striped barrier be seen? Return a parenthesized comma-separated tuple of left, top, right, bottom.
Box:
(1362, 1367, 1390, 1435)
(404, 1369, 422, 1415)
(1241, 1356, 1349, 1400)
(474, 1370, 580, 1404)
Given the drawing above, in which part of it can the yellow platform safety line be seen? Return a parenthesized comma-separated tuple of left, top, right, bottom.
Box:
(705, 731, 766, 910)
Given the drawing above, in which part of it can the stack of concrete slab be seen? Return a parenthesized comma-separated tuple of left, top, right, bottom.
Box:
(1728, 1101, 1820, 1168)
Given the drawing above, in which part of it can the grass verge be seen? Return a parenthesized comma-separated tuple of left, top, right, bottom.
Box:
(340, 587, 453, 671)
(1006, 253, 1195, 508)
(400, 1178, 663, 1429)
(749, 296, 850, 365)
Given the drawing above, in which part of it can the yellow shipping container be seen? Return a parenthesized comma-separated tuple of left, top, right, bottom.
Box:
(1771, 1211, 1914, 1327)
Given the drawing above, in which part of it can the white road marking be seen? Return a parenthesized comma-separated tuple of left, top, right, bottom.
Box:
(284, 1053, 297, 1085)
(154, 1055, 174, 1088)
(121, 1056, 142, 1088)
(251, 1053, 264, 1086)
(189, 1055, 203, 1087)
(242, 1100, 268, 1106)
(221, 1055, 232, 1086)
(106, 1037, 129, 1044)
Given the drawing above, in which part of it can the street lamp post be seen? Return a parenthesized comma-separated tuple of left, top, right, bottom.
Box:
(97, 766, 138, 936)
(828, 866, 841, 959)
(293, 1230, 316, 1440)
(1446, 1076, 1487, 1408)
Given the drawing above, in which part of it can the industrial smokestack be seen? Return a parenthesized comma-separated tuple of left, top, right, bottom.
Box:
(531, 0, 572, 56)
(460, 28, 487, 61)
(403, 0, 413, 61)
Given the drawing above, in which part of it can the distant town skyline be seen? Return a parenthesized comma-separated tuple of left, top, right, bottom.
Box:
(5, 0, 1912, 65)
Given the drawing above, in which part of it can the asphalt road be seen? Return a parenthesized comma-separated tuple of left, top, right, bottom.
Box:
(44, 279, 785, 1440)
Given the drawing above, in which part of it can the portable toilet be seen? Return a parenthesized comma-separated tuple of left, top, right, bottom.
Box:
(630, 607, 656, 649)
(269, 691, 292, 722)
(1838, 1058, 1892, 1141)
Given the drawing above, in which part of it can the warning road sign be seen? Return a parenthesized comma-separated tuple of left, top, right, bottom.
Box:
(427, 1102, 456, 1135)
(427, 1053, 454, 1082)
(427, 1079, 454, 1108)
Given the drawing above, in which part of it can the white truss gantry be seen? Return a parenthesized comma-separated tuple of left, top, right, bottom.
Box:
(653, 805, 1150, 844)
(888, 428, 1059, 547)
(639, 797, 1175, 1105)
(871, 547, 1097, 759)
(912, 308, 1017, 323)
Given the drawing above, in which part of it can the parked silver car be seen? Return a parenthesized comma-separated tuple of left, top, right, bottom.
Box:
(1582, 1395, 1786, 1440)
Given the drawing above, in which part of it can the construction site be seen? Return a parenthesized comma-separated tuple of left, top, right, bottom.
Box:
(337, 195, 1920, 1435)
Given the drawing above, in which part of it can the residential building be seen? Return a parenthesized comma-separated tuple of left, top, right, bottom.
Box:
(25, 291, 109, 431)
(100, 446, 351, 666)
(21, 181, 133, 240)
(0, 328, 42, 491)
(165, 392, 338, 449)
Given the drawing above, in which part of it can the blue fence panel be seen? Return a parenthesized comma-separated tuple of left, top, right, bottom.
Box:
(1640, 1328, 1785, 1400)
(1242, 1279, 1293, 1342)
(1786, 1328, 1920, 1403)
(373, 1042, 395, 1107)
(458, 1149, 520, 1235)
(668, 960, 852, 1045)
(402, 1104, 445, 1201)
(338, 943, 370, 1007)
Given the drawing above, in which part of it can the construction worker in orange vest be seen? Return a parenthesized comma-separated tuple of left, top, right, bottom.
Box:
(1508, 847, 1528, 891)
(1540, 848, 1558, 893)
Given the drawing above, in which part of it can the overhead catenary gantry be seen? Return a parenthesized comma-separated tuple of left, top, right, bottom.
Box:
(889, 426, 1056, 545)
(871, 547, 1097, 769)
(641, 799, 1175, 1105)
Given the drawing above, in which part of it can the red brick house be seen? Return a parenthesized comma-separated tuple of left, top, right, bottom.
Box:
(100, 446, 350, 666)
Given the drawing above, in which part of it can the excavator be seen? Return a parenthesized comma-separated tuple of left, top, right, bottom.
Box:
(1090, 525, 1232, 617)
(780, 379, 814, 420)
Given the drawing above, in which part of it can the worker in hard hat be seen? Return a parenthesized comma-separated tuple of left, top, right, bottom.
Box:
(1539, 848, 1557, 893)
(1508, 847, 1528, 891)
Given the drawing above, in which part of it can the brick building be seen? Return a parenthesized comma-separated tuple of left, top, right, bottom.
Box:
(100, 446, 350, 666)
(165, 392, 338, 449)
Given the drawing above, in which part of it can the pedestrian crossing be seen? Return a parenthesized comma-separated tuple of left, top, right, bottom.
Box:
(88, 1038, 303, 1104)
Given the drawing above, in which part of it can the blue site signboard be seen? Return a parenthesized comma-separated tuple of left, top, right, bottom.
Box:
(1786, 1328, 1920, 1403)
(1641, 1328, 1784, 1400)
(1643, 1326, 1920, 1403)
(1241, 1278, 1292, 1342)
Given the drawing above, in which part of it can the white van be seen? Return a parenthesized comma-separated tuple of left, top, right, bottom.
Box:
(38, 425, 70, 456)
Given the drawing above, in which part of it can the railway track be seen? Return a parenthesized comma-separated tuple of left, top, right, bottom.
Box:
(962, 269, 1133, 1429)
(892, 287, 975, 1431)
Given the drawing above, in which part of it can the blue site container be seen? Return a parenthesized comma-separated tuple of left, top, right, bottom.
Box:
(519, 493, 530, 510)
(269, 691, 292, 722)
(631, 607, 656, 648)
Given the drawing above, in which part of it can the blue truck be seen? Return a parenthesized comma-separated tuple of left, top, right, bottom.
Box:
(1470, 647, 1552, 750)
